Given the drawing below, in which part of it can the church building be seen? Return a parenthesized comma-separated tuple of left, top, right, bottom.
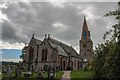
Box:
(22, 16, 93, 71)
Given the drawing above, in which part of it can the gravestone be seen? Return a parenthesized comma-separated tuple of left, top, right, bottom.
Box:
(37, 69, 44, 78)
(15, 66, 20, 78)
(0, 72, 1, 80)
(24, 71, 32, 79)
(7, 67, 12, 77)
(47, 66, 51, 78)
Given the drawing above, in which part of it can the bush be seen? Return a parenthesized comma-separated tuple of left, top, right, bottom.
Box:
(83, 66, 88, 71)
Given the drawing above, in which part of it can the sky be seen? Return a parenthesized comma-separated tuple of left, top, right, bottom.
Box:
(1, 49, 22, 62)
(0, 1, 119, 62)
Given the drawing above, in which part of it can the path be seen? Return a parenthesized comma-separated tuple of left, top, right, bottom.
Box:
(61, 71, 71, 80)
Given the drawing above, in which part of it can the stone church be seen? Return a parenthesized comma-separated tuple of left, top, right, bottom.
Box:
(22, 16, 93, 71)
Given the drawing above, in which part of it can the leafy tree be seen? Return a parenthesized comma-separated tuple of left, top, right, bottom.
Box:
(20, 46, 27, 60)
(94, 2, 120, 79)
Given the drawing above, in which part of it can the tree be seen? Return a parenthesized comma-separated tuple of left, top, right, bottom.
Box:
(94, 2, 120, 79)
(20, 46, 27, 60)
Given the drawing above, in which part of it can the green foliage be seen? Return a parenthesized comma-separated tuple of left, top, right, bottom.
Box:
(104, 2, 120, 20)
(93, 1, 120, 79)
(71, 70, 94, 79)
(55, 71, 64, 79)
(20, 46, 27, 60)
(83, 66, 88, 71)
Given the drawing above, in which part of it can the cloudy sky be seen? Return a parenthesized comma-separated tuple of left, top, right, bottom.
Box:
(0, 1, 119, 62)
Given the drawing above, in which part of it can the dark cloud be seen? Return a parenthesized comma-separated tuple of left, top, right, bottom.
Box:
(2, 21, 17, 42)
(1, 2, 117, 50)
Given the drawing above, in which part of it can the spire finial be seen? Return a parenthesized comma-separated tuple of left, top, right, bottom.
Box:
(84, 13, 85, 18)
(32, 34, 34, 38)
(48, 34, 50, 38)
(84, 15, 86, 20)
(45, 34, 47, 38)
(84, 14, 86, 21)
(84, 13, 86, 18)
(83, 14, 87, 27)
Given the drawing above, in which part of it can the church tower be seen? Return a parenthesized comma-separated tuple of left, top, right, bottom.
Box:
(79, 16, 93, 64)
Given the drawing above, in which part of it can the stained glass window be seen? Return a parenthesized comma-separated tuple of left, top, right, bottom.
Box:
(84, 32, 86, 39)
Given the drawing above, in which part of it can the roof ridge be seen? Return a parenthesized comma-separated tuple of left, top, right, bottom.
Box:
(34, 37, 42, 41)
(49, 38, 75, 51)
(48, 37, 71, 53)
(49, 37, 71, 47)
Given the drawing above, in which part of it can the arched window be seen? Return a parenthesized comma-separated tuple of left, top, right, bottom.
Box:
(60, 57, 62, 66)
(68, 58, 70, 66)
(75, 59, 76, 67)
(83, 44, 86, 48)
(77, 61, 80, 69)
(83, 32, 86, 40)
(41, 49, 48, 62)
(45, 49, 48, 61)
(29, 47, 34, 61)
(84, 52, 86, 57)
(41, 49, 44, 62)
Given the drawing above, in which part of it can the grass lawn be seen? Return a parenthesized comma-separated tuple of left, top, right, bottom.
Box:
(0, 73, 1, 80)
(56, 71, 64, 79)
(71, 70, 94, 79)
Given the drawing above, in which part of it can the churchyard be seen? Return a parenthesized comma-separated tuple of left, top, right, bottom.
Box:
(2, 62, 64, 79)
(2, 70, 64, 79)
(2, 62, 93, 80)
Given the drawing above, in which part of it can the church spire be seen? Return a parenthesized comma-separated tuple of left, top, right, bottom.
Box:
(83, 16, 89, 33)
(81, 16, 90, 40)
(83, 16, 87, 27)
(79, 16, 93, 66)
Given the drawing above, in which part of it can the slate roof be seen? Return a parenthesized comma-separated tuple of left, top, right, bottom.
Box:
(48, 41, 68, 56)
(47, 37, 80, 58)
(34, 38, 42, 45)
